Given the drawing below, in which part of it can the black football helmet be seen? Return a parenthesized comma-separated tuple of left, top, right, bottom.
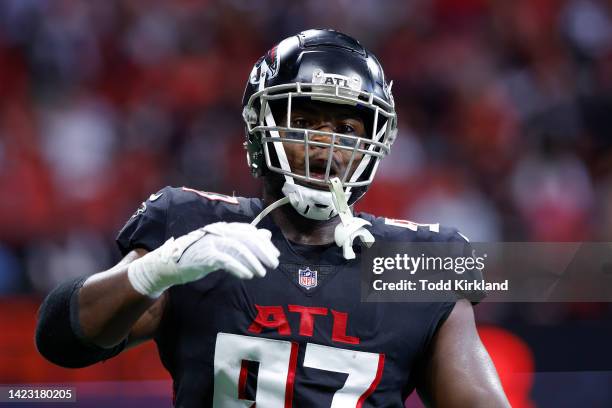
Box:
(242, 29, 397, 215)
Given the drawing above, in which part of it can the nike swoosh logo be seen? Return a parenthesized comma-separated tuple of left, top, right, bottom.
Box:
(149, 192, 164, 202)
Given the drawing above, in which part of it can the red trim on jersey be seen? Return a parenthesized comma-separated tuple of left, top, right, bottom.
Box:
(356, 353, 385, 408)
(284, 342, 299, 408)
(238, 360, 249, 400)
(181, 187, 239, 204)
(287, 305, 328, 337)
(331, 310, 360, 345)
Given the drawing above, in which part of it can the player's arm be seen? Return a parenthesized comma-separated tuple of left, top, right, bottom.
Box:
(36, 223, 280, 368)
(417, 299, 510, 408)
(35, 248, 166, 368)
(77, 248, 163, 349)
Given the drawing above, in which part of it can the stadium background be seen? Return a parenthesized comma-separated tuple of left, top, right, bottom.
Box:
(1, 0, 612, 406)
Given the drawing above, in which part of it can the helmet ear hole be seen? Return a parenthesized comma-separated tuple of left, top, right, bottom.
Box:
(245, 132, 266, 177)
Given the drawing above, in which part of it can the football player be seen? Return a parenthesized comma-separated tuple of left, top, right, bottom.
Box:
(36, 29, 509, 407)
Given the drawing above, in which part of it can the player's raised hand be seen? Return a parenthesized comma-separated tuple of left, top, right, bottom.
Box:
(127, 222, 280, 298)
(178, 222, 280, 280)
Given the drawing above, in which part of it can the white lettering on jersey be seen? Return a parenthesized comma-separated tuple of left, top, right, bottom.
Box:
(384, 218, 439, 233)
(182, 187, 239, 205)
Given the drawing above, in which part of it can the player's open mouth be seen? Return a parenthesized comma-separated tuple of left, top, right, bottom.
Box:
(304, 159, 340, 181)
(309, 170, 334, 179)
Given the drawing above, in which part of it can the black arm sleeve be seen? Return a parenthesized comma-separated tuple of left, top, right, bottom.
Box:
(35, 277, 127, 368)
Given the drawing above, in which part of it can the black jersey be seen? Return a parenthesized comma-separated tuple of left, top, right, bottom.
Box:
(117, 186, 470, 408)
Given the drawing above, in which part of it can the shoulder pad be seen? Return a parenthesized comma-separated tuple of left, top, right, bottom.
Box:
(116, 186, 174, 255)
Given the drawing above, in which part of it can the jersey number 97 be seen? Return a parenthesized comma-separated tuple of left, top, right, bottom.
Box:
(213, 333, 385, 407)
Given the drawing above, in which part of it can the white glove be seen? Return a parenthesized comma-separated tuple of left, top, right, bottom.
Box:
(127, 222, 280, 298)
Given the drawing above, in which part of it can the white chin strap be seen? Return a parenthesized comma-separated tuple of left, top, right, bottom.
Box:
(282, 182, 342, 221)
(251, 177, 375, 260)
(327, 178, 375, 259)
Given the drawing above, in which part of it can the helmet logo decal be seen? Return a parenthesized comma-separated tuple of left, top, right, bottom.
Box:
(267, 45, 280, 78)
(249, 45, 281, 85)
(312, 69, 362, 91)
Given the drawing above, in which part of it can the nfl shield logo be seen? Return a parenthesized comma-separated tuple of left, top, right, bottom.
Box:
(298, 267, 318, 290)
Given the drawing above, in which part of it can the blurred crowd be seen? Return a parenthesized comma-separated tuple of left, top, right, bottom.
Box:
(1, 0, 612, 303)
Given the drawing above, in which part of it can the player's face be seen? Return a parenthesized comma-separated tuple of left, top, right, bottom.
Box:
(279, 100, 367, 190)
